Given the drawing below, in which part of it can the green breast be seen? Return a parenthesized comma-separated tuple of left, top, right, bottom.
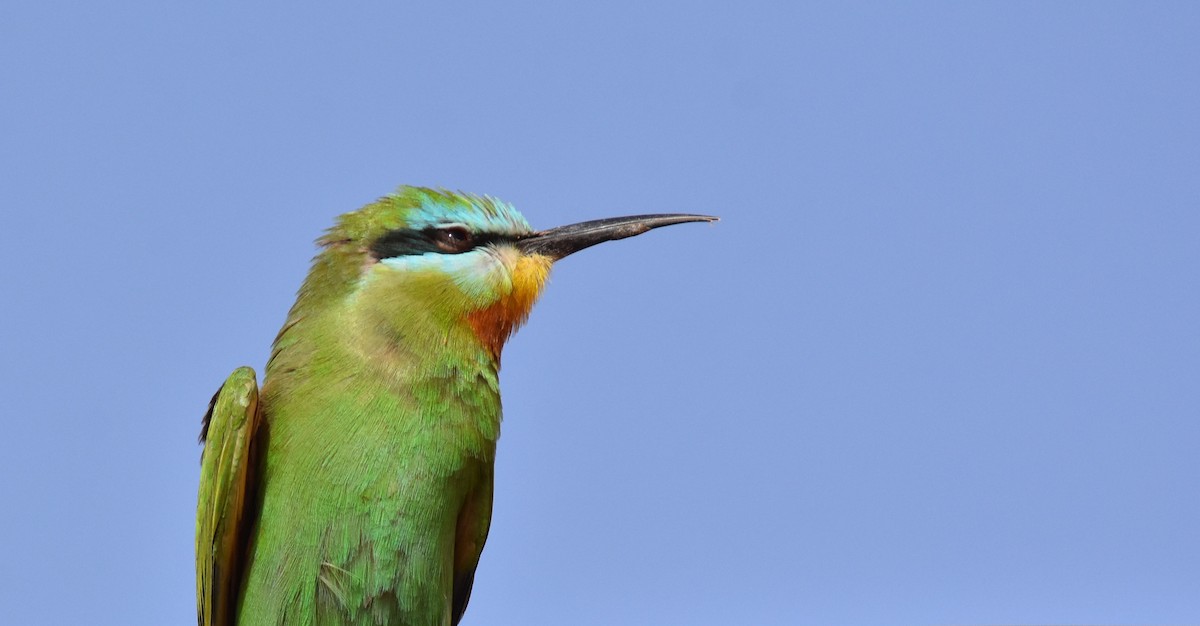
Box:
(237, 329, 502, 625)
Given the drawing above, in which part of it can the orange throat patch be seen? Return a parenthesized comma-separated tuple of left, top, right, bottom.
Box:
(465, 254, 553, 361)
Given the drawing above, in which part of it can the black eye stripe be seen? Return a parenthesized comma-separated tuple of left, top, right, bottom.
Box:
(431, 226, 475, 253)
(370, 227, 518, 259)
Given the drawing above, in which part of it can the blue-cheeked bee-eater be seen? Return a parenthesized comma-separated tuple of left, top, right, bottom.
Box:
(197, 186, 715, 625)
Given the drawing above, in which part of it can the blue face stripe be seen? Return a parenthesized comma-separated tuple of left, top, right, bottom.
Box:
(403, 191, 532, 236)
(377, 248, 511, 301)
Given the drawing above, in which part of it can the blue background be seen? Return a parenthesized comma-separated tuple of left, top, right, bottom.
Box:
(2, 2, 1198, 624)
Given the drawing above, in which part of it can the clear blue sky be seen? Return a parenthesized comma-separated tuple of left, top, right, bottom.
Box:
(2, 2, 1197, 624)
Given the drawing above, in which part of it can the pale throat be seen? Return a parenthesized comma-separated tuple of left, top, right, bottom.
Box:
(349, 248, 553, 370)
(464, 252, 553, 362)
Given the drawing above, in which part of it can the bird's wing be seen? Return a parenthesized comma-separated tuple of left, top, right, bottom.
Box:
(196, 367, 262, 626)
(451, 473, 494, 626)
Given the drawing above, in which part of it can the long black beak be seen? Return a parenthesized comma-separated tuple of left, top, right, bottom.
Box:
(515, 214, 718, 260)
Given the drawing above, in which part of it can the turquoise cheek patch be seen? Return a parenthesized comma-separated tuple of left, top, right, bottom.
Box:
(378, 249, 512, 304)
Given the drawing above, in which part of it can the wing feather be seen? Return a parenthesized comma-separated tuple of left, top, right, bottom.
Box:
(451, 473, 493, 625)
(196, 367, 261, 626)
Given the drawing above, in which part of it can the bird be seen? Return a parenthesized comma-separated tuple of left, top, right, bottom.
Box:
(195, 186, 715, 626)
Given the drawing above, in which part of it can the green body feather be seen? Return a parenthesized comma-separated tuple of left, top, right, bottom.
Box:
(196, 187, 714, 626)
(241, 297, 499, 624)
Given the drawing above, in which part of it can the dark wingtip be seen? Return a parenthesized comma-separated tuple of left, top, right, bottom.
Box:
(450, 569, 477, 626)
(199, 385, 223, 445)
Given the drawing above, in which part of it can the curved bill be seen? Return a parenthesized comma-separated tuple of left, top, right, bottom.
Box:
(515, 214, 718, 260)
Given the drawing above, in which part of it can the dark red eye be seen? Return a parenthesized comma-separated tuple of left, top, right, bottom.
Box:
(432, 226, 474, 253)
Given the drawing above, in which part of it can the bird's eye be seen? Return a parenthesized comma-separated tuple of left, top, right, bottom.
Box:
(431, 226, 475, 253)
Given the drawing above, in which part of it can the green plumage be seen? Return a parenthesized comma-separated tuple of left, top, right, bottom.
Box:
(196, 187, 715, 625)
(242, 293, 499, 624)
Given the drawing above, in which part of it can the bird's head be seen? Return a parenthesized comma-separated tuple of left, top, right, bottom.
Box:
(290, 186, 715, 362)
